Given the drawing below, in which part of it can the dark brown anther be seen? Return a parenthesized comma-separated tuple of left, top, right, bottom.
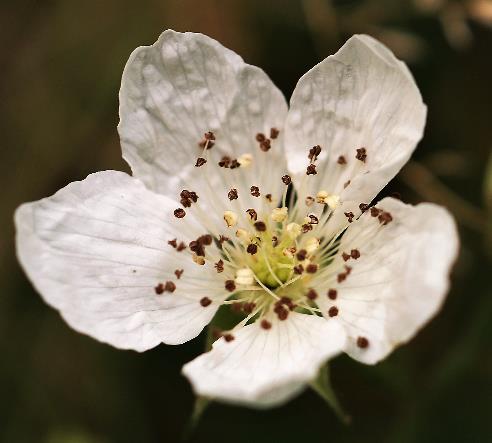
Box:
(359, 203, 370, 212)
(256, 133, 266, 142)
(370, 207, 381, 217)
(308, 145, 322, 162)
(270, 128, 279, 139)
(254, 221, 267, 232)
(154, 283, 164, 295)
(243, 302, 256, 314)
(230, 159, 240, 169)
(200, 297, 212, 307)
(261, 319, 272, 329)
(246, 209, 258, 221)
(356, 336, 369, 349)
(218, 156, 231, 168)
(337, 272, 347, 283)
(218, 235, 229, 244)
(250, 186, 260, 197)
(224, 333, 235, 342)
(350, 249, 360, 259)
(225, 280, 236, 292)
(259, 139, 271, 152)
(306, 164, 317, 175)
(189, 240, 205, 257)
(344, 180, 351, 189)
(327, 289, 337, 300)
(168, 239, 177, 248)
(328, 306, 339, 317)
(345, 265, 352, 275)
(306, 263, 318, 274)
(180, 198, 191, 208)
(378, 211, 393, 225)
(296, 249, 307, 261)
(214, 259, 224, 273)
(337, 155, 347, 165)
(272, 236, 278, 247)
(306, 289, 318, 300)
(342, 252, 351, 262)
(274, 301, 290, 320)
(293, 264, 304, 275)
(228, 188, 238, 200)
(282, 175, 292, 185)
(204, 131, 215, 141)
(195, 157, 207, 167)
(308, 214, 319, 224)
(344, 211, 354, 223)
(176, 242, 187, 252)
(164, 281, 176, 293)
(305, 196, 315, 206)
(174, 208, 186, 218)
(199, 234, 213, 245)
(265, 194, 272, 202)
(247, 244, 258, 255)
(355, 147, 367, 162)
(174, 269, 184, 279)
(302, 224, 313, 233)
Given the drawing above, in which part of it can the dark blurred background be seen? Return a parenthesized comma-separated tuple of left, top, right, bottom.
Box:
(1, 1, 491, 442)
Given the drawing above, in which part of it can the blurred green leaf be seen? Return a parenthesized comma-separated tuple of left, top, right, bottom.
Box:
(310, 363, 351, 424)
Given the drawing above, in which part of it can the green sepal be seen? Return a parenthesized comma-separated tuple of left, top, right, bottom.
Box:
(310, 363, 351, 424)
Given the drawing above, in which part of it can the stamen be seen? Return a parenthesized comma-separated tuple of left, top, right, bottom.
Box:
(356, 336, 369, 348)
(344, 212, 354, 223)
(250, 186, 260, 197)
(238, 153, 253, 167)
(247, 244, 258, 255)
(308, 145, 322, 162)
(306, 288, 318, 300)
(225, 280, 236, 292)
(224, 211, 238, 227)
(192, 254, 205, 265)
(254, 221, 267, 232)
(359, 203, 370, 212)
(256, 133, 266, 142)
(223, 333, 235, 342)
(195, 157, 207, 167)
(356, 147, 367, 162)
(305, 237, 320, 254)
(306, 164, 317, 175)
(246, 209, 258, 221)
(174, 208, 186, 218)
(271, 207, 288, 223)
(378, 211, 393, 225)
(215, 259, 224, 273)
(305, 196, 315, 206)
(306, 263, 318, 274)
(337, 155, 347, 165)
(200, 297, 212, 307)
(270, 128, 280, 139)
(154, 283, 164, 295)
(260, 139, 271, 152)
(351, 249, 361, 259)
(328, 306, 339, 317)
(282, 175, 292, 185)
(228, 188, 239, 201)
(174, 269, 184, 279)
(235, 268, 255, 285)
(261, 319, 272, 329)
(176, 242, 187, 252)
(168, 239, 177, 248)
(286, 223, 302, 239)
(328, 289, 337, 300)
(296, 249, 307, 261)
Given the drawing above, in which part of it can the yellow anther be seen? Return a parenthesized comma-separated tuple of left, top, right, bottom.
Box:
(235, 228, 252, 244)
(286, 222, 302, 239)
(316, 191, 340, 209)
(224, 211, 238, 227)
(192, 254, 205, 265)
(305, 237, 320, 254)
(271, 207, 288, 223)
(238, 153, 253, 167)
(235, 268, 255, 286)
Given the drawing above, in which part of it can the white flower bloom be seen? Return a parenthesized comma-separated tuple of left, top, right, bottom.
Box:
(15, 30, 459, 408)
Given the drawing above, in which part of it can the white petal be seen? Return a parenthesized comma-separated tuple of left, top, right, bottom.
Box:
(315, 198, 459, 364)
(182, 313, 346, 408)
(285, 34, 426, 205)
(118, 29, 289, 209)
(15, 171, 226, 351)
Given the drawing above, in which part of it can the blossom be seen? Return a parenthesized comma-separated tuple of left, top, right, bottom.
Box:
(15, 30, 458, 408)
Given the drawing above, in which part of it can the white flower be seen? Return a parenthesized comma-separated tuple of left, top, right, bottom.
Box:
(15, 30, 459, 408)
